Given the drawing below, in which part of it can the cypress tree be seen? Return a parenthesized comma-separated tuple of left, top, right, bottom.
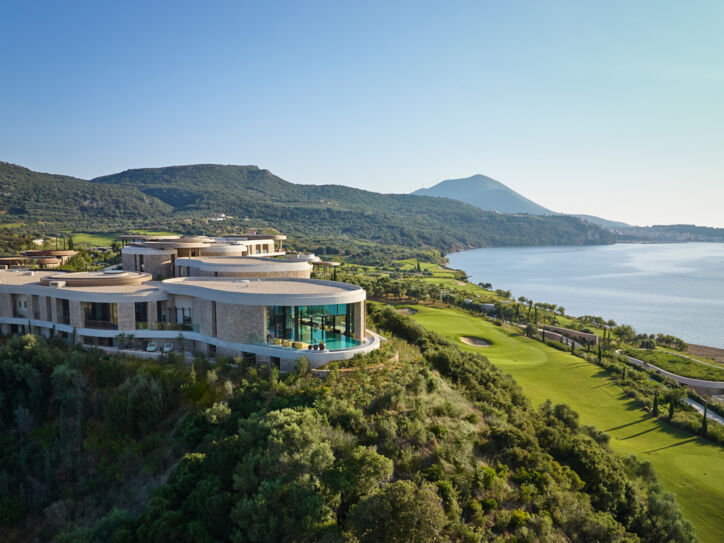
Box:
(653, 391, 659, 416)
(668, 399, 675, 421)
(702, 404, 708, 437)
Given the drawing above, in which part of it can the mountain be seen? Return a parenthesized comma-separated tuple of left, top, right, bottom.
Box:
(412, 174, 554, 215)
(89, 164, 613, 249)
(413, 175, 636, 230)
(0, 162, 615, 257)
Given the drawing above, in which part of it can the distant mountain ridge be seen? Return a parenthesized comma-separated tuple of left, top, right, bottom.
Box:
(413, 174, 634, 229)
(412, 174, 553, 215)
(0, 162, 615, 254)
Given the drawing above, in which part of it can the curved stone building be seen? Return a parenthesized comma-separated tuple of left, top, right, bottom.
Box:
(0, 251, 377, 370)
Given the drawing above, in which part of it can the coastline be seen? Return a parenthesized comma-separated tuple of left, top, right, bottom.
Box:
(446, 242, 724, 350)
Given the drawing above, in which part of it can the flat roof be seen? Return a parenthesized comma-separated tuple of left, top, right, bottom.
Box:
(175, 256, 310, 272)
(0, 270, 165, 301)
(162, 277, 365, 305)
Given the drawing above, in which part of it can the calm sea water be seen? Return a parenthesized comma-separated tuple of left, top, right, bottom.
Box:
(447, 243, 724, 349)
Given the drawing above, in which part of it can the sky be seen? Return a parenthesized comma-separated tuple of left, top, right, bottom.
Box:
(2, 0, 723, 227)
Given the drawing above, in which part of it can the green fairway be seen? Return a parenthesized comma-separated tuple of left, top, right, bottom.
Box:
(71, 230, 177, 247)
(404, 304, 724, 543)
(71, 232, 118, 246)
(128, 229, 177, 236)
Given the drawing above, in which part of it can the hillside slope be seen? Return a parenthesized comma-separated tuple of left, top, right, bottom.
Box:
(413, 174, 553, 215)
(0, 162, 172, 229)
(0, 162, 615, 253)
(89, 164, 614, 250)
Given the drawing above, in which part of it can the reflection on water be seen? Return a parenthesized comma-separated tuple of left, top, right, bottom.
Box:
(448, 243, 724, 349)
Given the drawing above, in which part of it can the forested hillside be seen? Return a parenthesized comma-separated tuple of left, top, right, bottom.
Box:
(0, 309, 695, 542)
(0, 163, 172, 230)
(0, 162, 614, 257)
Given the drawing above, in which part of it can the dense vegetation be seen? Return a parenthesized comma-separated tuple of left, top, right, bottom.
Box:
(1, 162, 614, 261)
(1, 308, 698, 542)
(0, 335, 192, 541)
(0, 163, 172, 230)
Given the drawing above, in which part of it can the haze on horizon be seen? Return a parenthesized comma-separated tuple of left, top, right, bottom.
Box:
(2, 1, 723, 228)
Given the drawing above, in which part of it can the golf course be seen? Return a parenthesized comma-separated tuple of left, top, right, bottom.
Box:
(404, 304, 724, 543)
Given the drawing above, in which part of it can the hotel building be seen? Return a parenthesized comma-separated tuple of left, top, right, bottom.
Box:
(0, 233, 378, 371)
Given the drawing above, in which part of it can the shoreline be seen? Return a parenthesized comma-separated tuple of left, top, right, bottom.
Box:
(445, 243, 724, 351)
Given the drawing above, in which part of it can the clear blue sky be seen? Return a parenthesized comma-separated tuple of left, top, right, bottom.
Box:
(2, 1, 723, 227)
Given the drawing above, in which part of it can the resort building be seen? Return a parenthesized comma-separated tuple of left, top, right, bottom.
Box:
(0, 233, 378, 371)
(0, 249, 77, 270)
(120, 233, 286, 279)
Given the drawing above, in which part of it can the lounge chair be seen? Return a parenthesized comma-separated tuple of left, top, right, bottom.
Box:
(146, 342, 158, 352)
(162, 342, 174, 353)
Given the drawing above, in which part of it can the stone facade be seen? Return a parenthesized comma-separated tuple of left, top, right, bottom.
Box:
(117, 302, 135, 330)
(195, 268, 311, 279)
(216, 303, 265, 344)
(0, 292, 11, 318)
(192, 297, 215, 337)
(69, 300, 83, 328)
(353, 301, 365, 340)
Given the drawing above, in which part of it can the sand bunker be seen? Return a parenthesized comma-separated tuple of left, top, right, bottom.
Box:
(460, 336, 490, 347)
(397, 308, 417, 316)
(455, 281, 466, 285)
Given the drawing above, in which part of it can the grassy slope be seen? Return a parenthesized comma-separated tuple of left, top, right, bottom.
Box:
(404, 304, 724, 543)
(72, 230, 178, 247)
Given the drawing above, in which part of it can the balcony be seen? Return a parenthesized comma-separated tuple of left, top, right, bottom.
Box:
(135, 321, 199, 333)
(84, 319, 118, 330)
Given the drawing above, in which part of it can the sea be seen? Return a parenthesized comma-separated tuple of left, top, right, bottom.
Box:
(447, 242, 724, 349)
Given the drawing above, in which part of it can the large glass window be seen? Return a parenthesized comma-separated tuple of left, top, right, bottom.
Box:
(82, 302, 118, 329)
(266, 304, 359, 350)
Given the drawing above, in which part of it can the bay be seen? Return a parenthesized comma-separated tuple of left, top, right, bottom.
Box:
(447, 243, 724, 349)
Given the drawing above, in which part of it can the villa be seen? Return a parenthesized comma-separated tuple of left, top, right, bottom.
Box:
(0, 233, 379, 371)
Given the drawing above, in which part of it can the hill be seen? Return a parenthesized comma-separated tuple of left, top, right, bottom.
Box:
(87, 164, 614, 251)
(572, 214, 632, 229)
(0, 162, 615, 257)
(413, 174, 635, 230)
(0, 162, 172, 230)
(412, 174, 554, 215)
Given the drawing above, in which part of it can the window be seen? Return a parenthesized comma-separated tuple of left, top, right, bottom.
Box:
(82, 302, 118, 329)
(266, 304, 359, 349)
(135, 302, 148, 328)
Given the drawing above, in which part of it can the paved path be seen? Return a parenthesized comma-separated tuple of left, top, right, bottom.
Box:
(683, 397, 724, 426)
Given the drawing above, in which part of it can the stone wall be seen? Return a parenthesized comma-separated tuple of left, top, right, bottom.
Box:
(353, 301, 365, 340)
(117, 302, 135, 330)
(69, 300, 83, 328)
(121, 253, 136, 272)
(192, 297, 215, 337)
(544, 325, 598, 345)
(145, 254, 173, 279)
(187, 267, 310, 279)
(216, 303, 265, 344)
(0, 292, 11, 318)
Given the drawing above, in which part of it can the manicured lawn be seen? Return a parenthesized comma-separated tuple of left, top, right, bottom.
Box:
(128, 229, 178, 236)
(71, 230, 178, 247)
(404, 304, 724, 543)
(623, 349, 724, 382)
(71, 232, 118, 246)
